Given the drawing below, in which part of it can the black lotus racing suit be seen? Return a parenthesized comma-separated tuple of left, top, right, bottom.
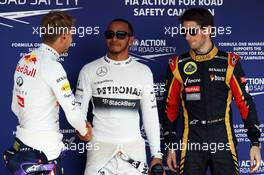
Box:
(163, 46, 261, 175)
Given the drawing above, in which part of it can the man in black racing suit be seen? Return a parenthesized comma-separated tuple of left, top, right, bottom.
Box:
(163, 8, 262, 175)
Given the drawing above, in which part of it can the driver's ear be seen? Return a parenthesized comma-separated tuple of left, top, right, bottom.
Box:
(61, 34, 66, 40)
(129, 36, 134, 46)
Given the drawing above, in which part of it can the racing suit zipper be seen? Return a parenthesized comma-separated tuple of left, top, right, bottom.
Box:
(201, 62, 208, 121)
(201, 61, 209, 144)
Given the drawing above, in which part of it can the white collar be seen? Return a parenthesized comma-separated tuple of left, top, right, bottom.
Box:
(103, 55, 133, 66)
(39, 43, 60, 61)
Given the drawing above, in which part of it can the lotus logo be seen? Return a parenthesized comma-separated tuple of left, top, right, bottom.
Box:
(96, 66, 108, 77)
(184, 61, 197, 75)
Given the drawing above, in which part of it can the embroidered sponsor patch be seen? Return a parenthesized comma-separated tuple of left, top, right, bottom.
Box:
(184, 62, 197, 75)
(96, 66, 108, 77)
(185, 86, 201, 93)
(186, 93, 201, 101)
(56, 76, 67, 83)
(61, 82, 71, 91)
(184, 77, 201, 86)
(17, 95, 25, 107)
(208, 68, 226, 72)
(24, 53, 37, 65)
(210, 74, 225, 82)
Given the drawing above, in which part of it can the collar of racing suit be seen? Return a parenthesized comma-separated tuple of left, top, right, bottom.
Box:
(39, 43, 60, 61)
(189, 45, 218, 62)
(103, 55, 134, 66)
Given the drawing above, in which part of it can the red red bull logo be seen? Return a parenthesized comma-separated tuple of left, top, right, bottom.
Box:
(16, 64, 37, 78)
(24, 54, 37, 64)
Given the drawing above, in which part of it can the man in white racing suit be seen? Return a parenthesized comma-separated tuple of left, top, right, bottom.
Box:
(75, 18, 164, 175)
(4, 11, 92, 175)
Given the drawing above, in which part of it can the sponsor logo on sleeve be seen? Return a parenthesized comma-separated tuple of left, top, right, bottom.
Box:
(64, 93, 73, 98)
(56, 76, 67, 83)
(61, 82, 71, 91)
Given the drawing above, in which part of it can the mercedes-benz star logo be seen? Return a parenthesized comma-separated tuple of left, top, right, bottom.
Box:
(96, 66, 108, 77)
(16, 76, 23, 87)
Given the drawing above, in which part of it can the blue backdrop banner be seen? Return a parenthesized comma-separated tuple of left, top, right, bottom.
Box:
(0, 1, 263, 174)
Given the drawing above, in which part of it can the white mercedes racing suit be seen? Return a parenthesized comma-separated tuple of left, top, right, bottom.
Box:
(75, 55, 161, 175)
(11, 43, 87, 160)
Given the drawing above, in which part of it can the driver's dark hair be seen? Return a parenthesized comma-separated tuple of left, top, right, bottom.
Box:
(108, 18, 134, 35)
(179, 8, 214, 27)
